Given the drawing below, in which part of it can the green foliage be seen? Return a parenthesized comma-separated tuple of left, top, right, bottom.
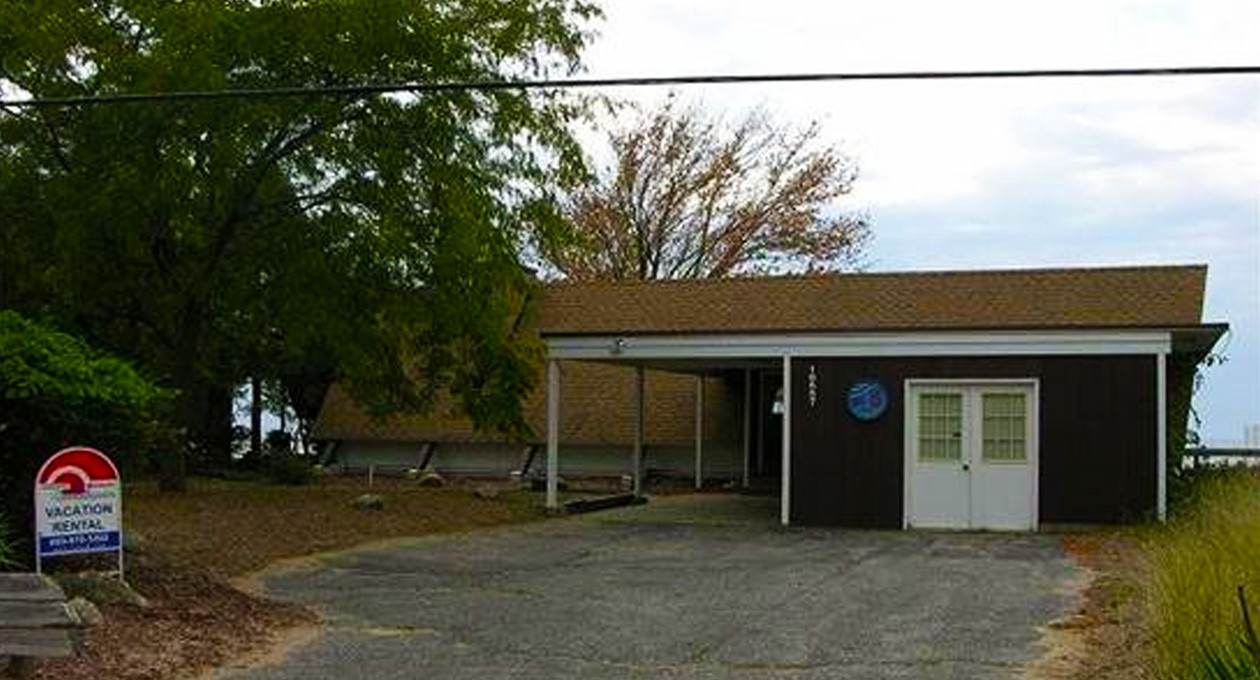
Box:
(0, 0, 601, 476)
(266, 456, 319, 487)
(1146, 471, 1260, 679)
(1166, 350, 1227, 508)
(1194, 594, 1254, 680)
(264, 429, 293, 458)
(268, 353, 337, 455)
(1197, 589, 1260, 680)
(0, 310, 168, 418)
(1199, 635, 1260, 680)
(0, 310, 169, 564)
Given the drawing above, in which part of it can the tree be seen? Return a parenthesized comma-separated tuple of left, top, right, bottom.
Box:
(545, 97, 869, 280)
(0, 310, 169, 564)
(0, 1, 599, 487)
(270, 351, 338, 456)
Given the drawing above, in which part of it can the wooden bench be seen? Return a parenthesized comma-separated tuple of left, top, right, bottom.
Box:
(0, 573, 78, 679)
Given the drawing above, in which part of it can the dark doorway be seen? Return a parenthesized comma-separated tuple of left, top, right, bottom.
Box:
(753, 369, 783, 480)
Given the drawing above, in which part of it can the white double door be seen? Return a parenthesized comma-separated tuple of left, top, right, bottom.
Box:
(905, 382, 1037, 531)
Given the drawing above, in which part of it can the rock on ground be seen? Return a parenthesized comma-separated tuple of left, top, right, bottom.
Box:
(68, 596, 105, 627)
(56, 571, 150, 608)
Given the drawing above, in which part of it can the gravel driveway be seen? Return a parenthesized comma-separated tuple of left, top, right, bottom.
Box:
(214, 495, 1079, 679)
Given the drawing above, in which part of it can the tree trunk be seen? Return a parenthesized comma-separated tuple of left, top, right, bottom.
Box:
(199, 384, 234, 468)
(157, 433, 187, 493)
(159, 308, 203, 493)
(250, 375, 263, 461)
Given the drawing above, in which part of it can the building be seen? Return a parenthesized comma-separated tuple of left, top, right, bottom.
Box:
(313, 264, 1225, 530)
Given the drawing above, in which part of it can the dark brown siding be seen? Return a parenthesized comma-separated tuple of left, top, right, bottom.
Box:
(790, 355, 1157, 528)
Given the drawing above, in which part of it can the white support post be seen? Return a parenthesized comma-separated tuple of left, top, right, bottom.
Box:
(1156, 351, 1167, 522)
(633, 366, 645, 497)
(742, 368, 752, 489)
(546, 359, 560, 510)
(781, 356, 792, 526)
(695, 375, 705, 490)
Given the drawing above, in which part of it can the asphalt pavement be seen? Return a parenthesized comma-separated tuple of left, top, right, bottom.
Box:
(213, 494, 1079, 679)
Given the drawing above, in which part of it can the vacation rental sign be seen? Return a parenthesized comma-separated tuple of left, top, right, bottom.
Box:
(34, 447, 123, 568)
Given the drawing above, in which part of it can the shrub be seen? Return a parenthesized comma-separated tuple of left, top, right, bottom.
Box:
(1146, 471, 1260, 679)
(0, 311, 170, 566)
(266, 456, 318, 486)
(264, 429, 293, 457)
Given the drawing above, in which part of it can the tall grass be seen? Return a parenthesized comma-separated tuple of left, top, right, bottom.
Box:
(1146, 470, 1260, 679)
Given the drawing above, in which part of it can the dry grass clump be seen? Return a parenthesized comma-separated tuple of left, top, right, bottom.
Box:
(1145, 470, 1260, 679)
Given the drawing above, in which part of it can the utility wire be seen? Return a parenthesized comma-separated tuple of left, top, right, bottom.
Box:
(1, 65, 1257, 108)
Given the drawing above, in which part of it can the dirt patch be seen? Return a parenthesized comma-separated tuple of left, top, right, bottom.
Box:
(124, 476, 549, 577)
(1026, 532, 1151, 680)
(7, 553, 316, 680)
(190, 621, 322, 680)
(1025, 565, 1095, 679)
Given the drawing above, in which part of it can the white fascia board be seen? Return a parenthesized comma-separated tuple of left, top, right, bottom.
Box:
(546, 330, 1173, 361)
(1156, 352, 1168, 522)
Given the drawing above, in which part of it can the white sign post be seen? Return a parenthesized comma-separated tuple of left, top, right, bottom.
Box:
(33, 446, 124, 578)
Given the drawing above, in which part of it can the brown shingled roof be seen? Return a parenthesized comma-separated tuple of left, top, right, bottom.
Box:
(314, 264, 1212, 445)
(537, 265, 1208, 335)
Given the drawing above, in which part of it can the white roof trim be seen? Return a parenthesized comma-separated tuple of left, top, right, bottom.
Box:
(547, 330, 1173, 360)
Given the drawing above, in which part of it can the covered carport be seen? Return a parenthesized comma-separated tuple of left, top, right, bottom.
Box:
(540, 349, 794, 523)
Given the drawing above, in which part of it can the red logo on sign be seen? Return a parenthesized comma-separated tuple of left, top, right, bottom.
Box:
(35, 447, 120, 496)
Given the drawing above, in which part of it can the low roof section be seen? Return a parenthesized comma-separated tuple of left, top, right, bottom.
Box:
(314, 364, 740, 447)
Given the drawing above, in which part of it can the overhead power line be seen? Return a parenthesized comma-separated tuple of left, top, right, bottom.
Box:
(1, 65, 1258, 108)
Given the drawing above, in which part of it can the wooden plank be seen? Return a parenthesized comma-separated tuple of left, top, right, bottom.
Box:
(563, 493, 648, 514)
(0, 627, 75, 657)
(0, 601, 77, 628)
(0, 574, 64, 602)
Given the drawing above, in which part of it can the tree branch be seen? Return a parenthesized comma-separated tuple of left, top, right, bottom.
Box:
(559, 99, 866, 281)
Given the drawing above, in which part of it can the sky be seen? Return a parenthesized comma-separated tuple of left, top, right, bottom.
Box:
(576, 0, 1260, 444)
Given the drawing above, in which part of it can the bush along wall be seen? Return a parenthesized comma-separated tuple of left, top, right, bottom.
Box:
(1165, 351, 1226, 509)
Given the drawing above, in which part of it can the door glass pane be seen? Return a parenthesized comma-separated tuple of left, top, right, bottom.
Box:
(982, 393, 1026, 462)
(918, 393, 961, 461)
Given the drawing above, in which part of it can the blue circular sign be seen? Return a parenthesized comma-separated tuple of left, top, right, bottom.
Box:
(847, 380, 889, 421)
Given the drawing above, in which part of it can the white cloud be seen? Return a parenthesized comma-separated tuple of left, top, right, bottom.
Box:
(580, 0, 1260, 440)
(586, 0, 1260, 74)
